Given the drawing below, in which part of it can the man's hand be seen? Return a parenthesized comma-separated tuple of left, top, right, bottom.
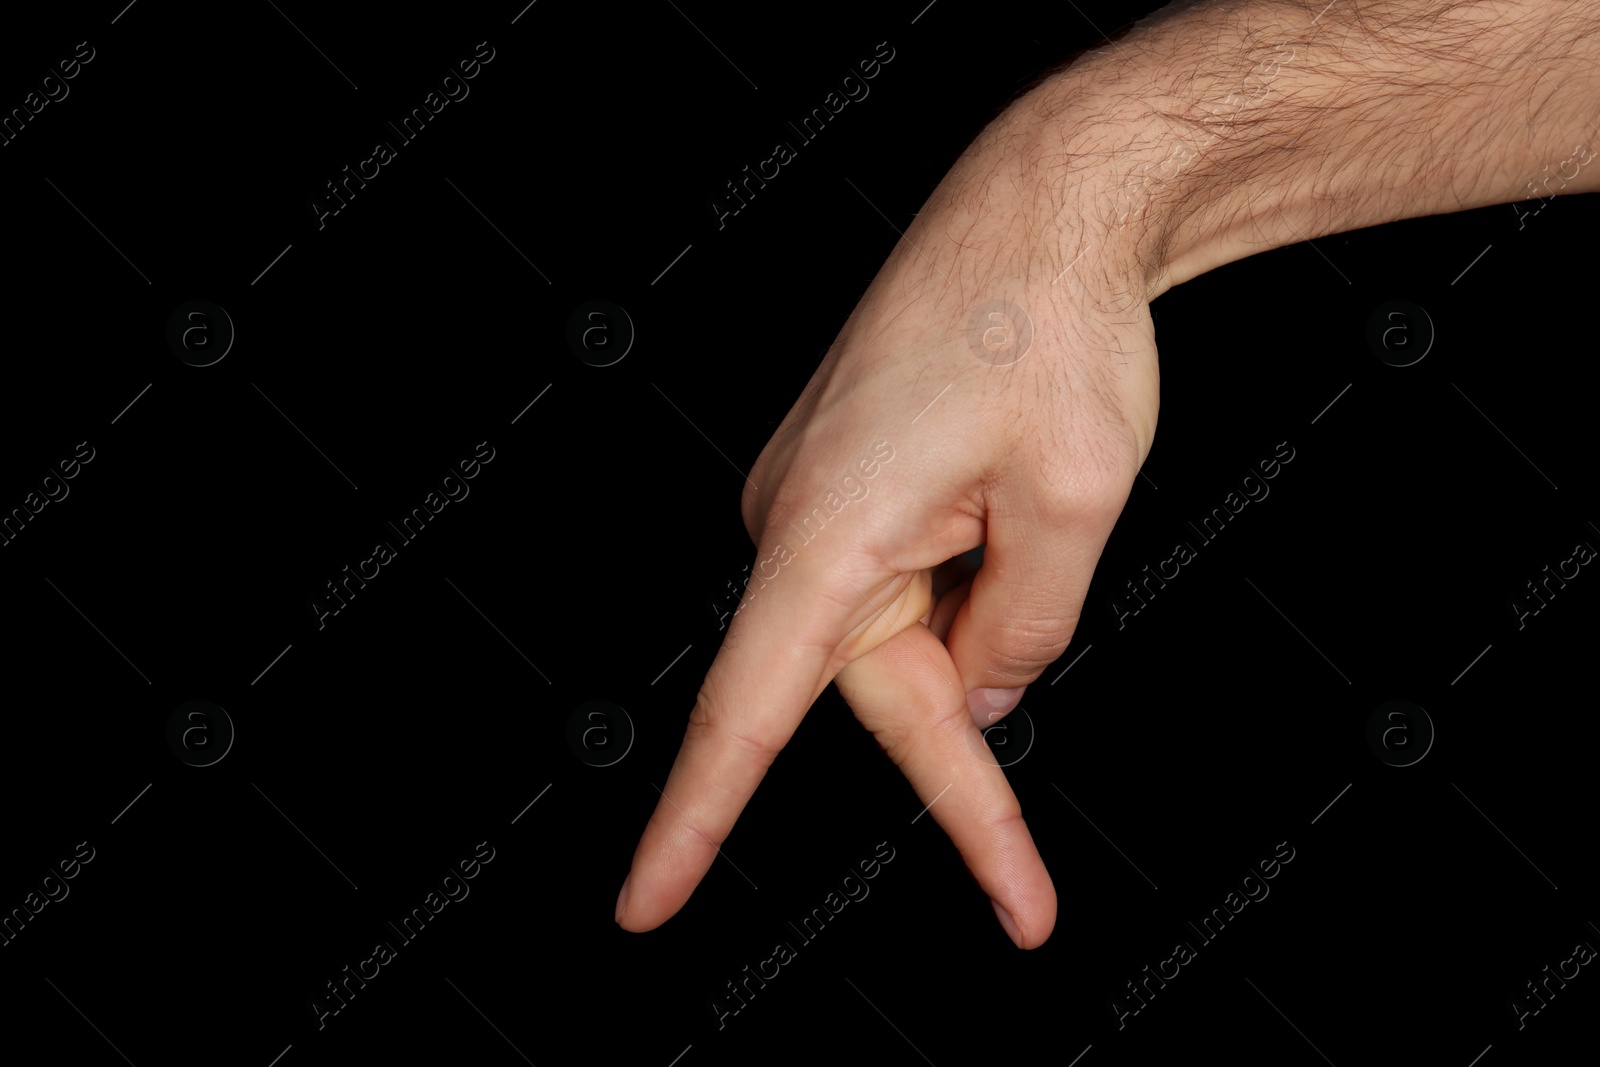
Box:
(615, 0, 1600, 948)
(615, 88, 1162, 948)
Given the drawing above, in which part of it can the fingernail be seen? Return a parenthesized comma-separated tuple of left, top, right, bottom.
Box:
(991, 898, 1022, 948)
(968, 686, 1026, 729)
(614, 876, 631, 925)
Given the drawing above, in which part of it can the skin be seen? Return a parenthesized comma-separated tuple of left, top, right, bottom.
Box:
(615, 0, 1600, 948)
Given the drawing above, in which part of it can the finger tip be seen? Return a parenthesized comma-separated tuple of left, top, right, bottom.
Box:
(615, 905, 662, 934)
(991, 897, 1024, 947)
(993, 898, 1056, 950)
(1020, 911, 1057, 950)
(1024, 872, 1059, 949)
(613, 874, 632, 926)
(1002, 865, 1057, 950)
(614, 876, 682, 933)
(967, 686, 1026, 729)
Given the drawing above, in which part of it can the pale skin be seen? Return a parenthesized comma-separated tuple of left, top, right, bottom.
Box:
(616, 0, 1600, 948)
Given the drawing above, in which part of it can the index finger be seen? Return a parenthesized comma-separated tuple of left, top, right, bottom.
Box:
(614, 545, 927, 932)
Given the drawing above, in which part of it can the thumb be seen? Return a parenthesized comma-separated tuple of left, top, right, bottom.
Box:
(944, 489, 1124, 727)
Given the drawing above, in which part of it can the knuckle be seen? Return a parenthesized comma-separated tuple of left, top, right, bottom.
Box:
(686, 685, 781, 770)
(1028, 451, 1127, 529)
(929, 696, 977, 742)
(726, 727, 782, 767)
(983, 617, 1074, 679)
(1066, 453, 1134, 520)
(869, 717, 917, 769)
(986, 800, 1027, 840)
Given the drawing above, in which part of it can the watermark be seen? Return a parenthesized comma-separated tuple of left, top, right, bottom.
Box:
(1110, 441, 1296, 629)
(567, 700, 634, 767)
(0, 441, 96, 549)
(1366, 300, 1434, 367)
(710, 440, 895, 630)
(311, 441, 497, 629)
(0, 41, 96, 150)
(167, 300, 235, 367)
(967, 300, 1032, 365)
(0, 841, 96, 948)
(1509, 934, 1595, 1030)
(966, 705, 1036, 767)
(309, 840, 496, 1029)
(709, 841, 896, 1029)
(310, 42, 497, 230)
(1109, 840, 1296, 1029)
(1366, 699, 1433, 767)
(166, 700, 236, 767)
(567, 300, 634, 367)
(1509, 142, 1594, 230)
(1509, 535, 1594, 630)
(710, 41, 897, 229)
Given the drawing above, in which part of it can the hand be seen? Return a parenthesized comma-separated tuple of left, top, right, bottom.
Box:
(616, 0, 1600, 951)
(614, 94, 1162, 948)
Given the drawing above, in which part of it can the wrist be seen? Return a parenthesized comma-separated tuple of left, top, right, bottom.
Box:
(1013, 0, 1600, 299)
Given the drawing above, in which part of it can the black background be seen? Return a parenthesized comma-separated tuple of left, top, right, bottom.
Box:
(1, 2, 1595, 1065)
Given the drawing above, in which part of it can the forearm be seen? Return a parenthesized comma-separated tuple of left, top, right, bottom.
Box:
(1007, 0, 1600, 297)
